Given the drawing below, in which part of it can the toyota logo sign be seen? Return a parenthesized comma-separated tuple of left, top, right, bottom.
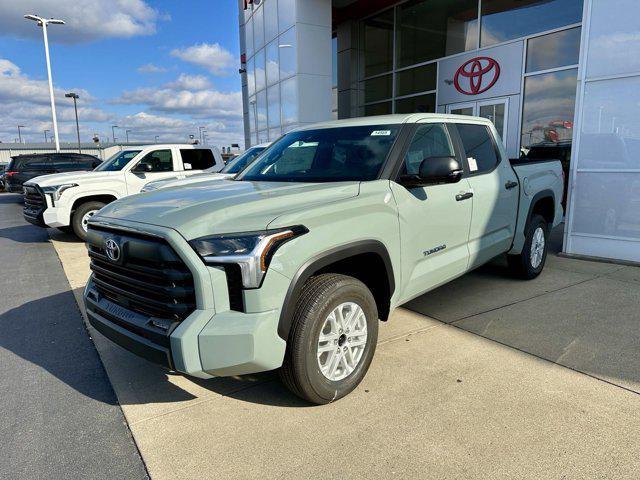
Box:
(105, 238, 121, 262)
(454, 57, 501, 95)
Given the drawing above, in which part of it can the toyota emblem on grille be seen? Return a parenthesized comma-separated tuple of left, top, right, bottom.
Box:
(105, 238, 121, 262)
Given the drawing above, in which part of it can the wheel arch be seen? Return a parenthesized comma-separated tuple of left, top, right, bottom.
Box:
(71, 193, 118, 213)
(527, 189, 556, 227)
(277, 240, 396, 341)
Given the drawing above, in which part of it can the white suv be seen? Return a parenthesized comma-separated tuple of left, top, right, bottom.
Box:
(23, 144, 223, 240)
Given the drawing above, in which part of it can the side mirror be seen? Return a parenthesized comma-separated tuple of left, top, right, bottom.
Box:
(91, 161, 101, 169)
(133, 162, 153, 173)
(418, 156, 463, 184)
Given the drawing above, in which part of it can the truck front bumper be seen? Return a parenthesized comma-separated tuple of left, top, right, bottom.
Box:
(84, 277, 286, 378)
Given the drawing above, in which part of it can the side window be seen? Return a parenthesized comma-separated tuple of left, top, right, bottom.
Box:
(401, 124, 454, 175)
(137, 149, 174, 172)
(180, 149, 215, 170)
(24, 156, 50, 171)
(456, 124, 499, 174)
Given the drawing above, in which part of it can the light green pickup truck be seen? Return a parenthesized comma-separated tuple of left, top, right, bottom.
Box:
(83, 114, 563, 404)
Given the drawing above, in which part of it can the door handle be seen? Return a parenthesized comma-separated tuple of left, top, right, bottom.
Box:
(455, 191, 474, 201)
(505, 180, 518, 190)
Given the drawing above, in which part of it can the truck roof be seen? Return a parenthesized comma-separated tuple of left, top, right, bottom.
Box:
(123, 144, 220, 150)
(294, 113, 493, 131)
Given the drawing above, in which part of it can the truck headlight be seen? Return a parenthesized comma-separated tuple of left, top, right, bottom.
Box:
(189, 226, 307, 288)
(41, 183, 78, 204)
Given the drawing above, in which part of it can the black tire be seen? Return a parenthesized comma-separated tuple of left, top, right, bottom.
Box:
(507, 214, 549, 279)
(56, 226, 74, 234)
(279, 273, 379, 405)
(71, 201, 105, 241)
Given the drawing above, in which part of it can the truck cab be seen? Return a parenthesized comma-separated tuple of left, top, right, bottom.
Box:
(23, 144, 223, 240)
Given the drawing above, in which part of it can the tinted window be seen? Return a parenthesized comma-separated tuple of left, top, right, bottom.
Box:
(51, 154, 99, 171)
(180, 149, 215, 170)
(221, 147, 266, 174)
(11, 156, 50, 171)
(457, 124, 499, 174)
(137, 149, 174, 172)
(526, 27, 581, 73)
(239, 125, 400, 182)
(401, 124, 454, 175)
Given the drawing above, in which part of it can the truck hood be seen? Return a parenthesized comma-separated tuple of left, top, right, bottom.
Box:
(96, 180, 360, 239)
(26, 170, 116, 187)
(143, 172, 233, 191)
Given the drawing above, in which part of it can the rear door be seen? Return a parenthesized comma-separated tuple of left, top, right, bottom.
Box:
(179, 148, 218, 173)
(125, 148, 180, 194)
(452, 122, 519, 268)
(390, 122, 473, 302)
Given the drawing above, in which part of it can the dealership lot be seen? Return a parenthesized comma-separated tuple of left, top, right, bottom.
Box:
(0, 191, 629, 479)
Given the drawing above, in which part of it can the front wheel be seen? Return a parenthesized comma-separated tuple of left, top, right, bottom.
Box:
(71, 201, 105, 241)
(279, 273, 379, 405)
(507, 214, 549, 279)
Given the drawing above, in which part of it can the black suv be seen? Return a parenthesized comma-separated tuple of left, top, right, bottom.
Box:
(4, 153, 101, 193)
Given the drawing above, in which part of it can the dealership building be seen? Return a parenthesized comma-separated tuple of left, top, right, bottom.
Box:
(237, 0, 640, 264)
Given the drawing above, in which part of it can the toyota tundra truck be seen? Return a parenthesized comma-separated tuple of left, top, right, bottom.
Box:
(22, 144, 224, 240)
(82, 114, 563, 404)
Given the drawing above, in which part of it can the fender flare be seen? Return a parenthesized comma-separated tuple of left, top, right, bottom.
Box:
(277, 240, 395, 341)
(526, 189, 556, 226)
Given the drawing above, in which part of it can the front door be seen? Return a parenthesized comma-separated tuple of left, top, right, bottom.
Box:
(447, 98, 509, 147)
(125, 148, 181, 194)
(390, 122, 473, 303)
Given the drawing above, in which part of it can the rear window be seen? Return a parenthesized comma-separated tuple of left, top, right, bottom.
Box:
(180, 149, 215, 170)
(8, 156, 49, 171)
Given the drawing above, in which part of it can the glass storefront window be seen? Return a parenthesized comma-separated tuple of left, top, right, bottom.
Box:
(396, 63, 437, 97)
(364, 102, 392, 116)
(264, 0, 278, 44)
(361, 8, 394, 77)
(332, 35, 338, 88)
(481, 0, 583, 47)
(520, 68, 578, 156)
(526, 27, 581, 73)
(281, 76, 298, 125)
(248, 96, 257, 143)
(257, 89, 268, 131)
(269, 127, 282, 142)
(396, 0, 478, 68)
(245, 18, 254, 58)
(266, 40, 279, 86)
(258, 130, 269, 144)
(267, 85, 281, 128)
(395, 93, 436, 114)
(247, 56, 255, 97)
(254, 49, 266, 92)
(253, 4, 265, 52)
(362, 74, 392, 104)
(279, 27, 296, 80)
(278, 0, 295, 34)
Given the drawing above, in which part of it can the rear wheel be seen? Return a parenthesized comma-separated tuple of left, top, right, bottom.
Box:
(280, 273, 378, 404)
(71, 201, 105, 241)
(507, 214, 549, 279)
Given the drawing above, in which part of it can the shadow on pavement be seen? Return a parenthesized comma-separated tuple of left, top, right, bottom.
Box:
(0, 224, 49, 243)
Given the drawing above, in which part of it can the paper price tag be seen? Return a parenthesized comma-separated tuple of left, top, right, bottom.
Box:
(371, 130, 391, 136)
(468, 157, 478, 172)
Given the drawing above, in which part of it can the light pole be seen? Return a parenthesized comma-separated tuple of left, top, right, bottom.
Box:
(24, 14, 65, 153)
(111, 125, 118, 143)
(17, 125, 25, 143)
(198, 126, 206, 144)
(44, 129, 50, 143)
(154, 135, 159, 143)
(65, 92, 81, 153)
(125, 129, 131, 142)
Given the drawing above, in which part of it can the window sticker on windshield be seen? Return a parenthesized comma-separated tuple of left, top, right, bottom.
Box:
(371, 130, 391, 136)
(468, 157, 478, 172)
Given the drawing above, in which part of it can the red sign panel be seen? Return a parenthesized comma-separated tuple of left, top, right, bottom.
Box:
(454, 57, 501, 95)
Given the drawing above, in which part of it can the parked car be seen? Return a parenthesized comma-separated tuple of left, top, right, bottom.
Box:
(23, 144, 224, 240)
(82, 114, 563, 404)
(0, 164, 7, 192)
(141, 142, 270, 192)
(4, 153, 101, 193)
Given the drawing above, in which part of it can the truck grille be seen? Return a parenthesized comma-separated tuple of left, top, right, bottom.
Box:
(87, 227, 196, 323)
(23, 185, 46, 218)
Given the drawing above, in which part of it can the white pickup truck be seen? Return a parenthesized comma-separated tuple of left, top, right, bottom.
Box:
(23, 144, 223, 240)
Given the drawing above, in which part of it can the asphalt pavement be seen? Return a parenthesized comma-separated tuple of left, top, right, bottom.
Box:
(0, 193, 147, 479)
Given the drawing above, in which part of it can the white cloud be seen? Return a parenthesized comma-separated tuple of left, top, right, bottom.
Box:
(166, 74, 212, 91)
(137, 63, 167, 74)
(170, 43, 236, 76)
(0, 0, 164, 44)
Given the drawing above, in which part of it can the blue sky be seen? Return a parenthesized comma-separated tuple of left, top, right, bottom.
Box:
(0, 0, 244, 147)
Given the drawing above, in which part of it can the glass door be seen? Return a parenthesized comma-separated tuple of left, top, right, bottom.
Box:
(447, 98, 509, 146)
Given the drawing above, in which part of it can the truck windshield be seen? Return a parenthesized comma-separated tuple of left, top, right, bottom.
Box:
(237, 125, 400, 182)
(220, 146, 266, 174)
(95, 150, 141, 172)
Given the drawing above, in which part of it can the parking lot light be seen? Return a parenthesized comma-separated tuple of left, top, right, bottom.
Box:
(24, 14, 65, 153)
(65, 92, 81, 153)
